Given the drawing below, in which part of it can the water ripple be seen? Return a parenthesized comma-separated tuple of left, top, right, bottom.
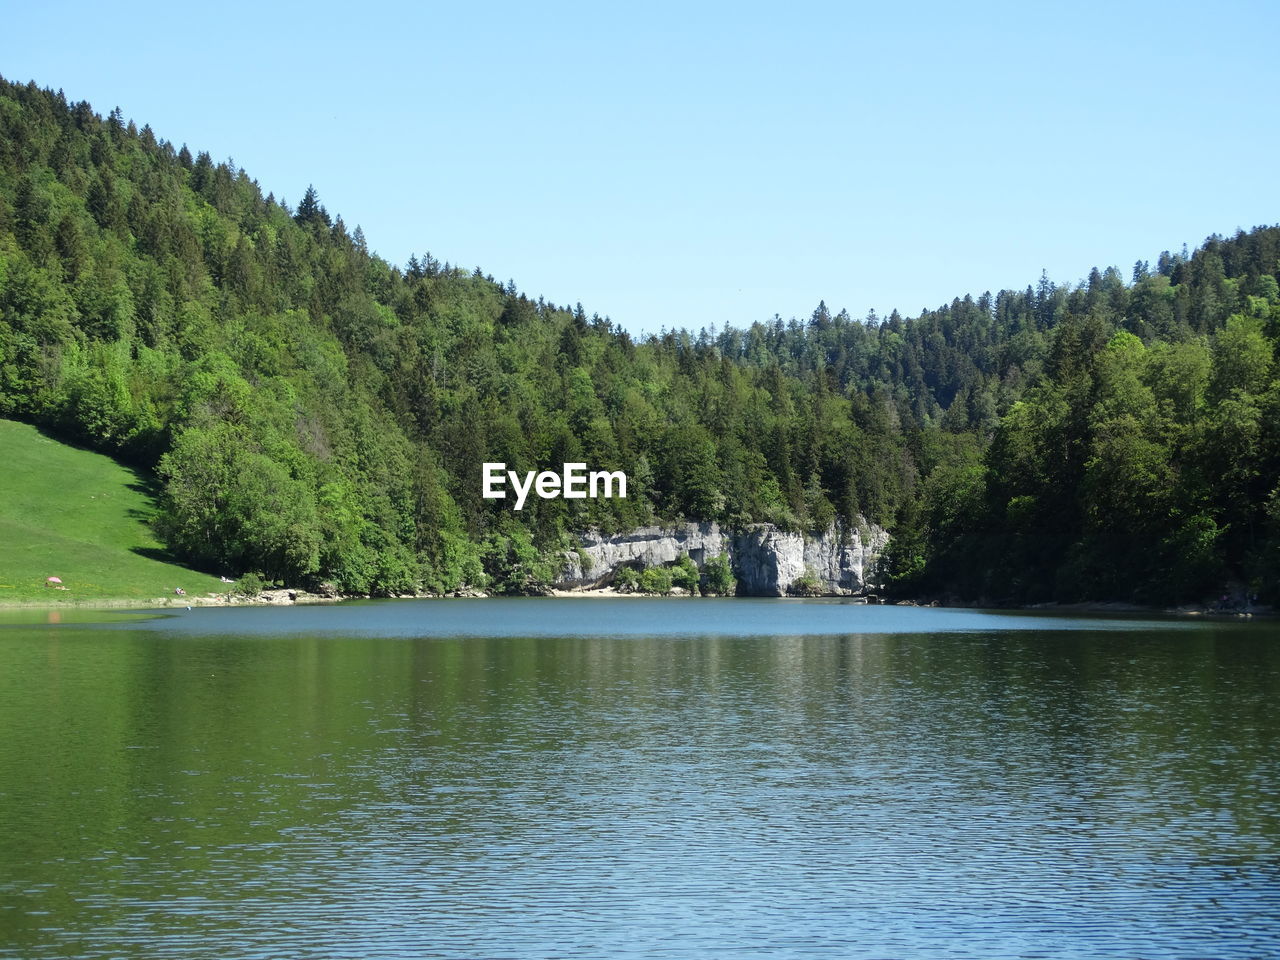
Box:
(1, 619, 1278, 958)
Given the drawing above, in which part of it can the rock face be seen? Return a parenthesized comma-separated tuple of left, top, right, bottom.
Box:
(557, 521, 890, 596)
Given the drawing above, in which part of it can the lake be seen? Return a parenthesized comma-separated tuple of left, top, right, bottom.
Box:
(1, 599, 1277, 958)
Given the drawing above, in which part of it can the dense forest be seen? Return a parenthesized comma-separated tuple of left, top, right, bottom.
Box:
(1, 76, 1277, 602)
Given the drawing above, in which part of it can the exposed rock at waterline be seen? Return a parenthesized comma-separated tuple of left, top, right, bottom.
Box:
(557, 521, 890, 596)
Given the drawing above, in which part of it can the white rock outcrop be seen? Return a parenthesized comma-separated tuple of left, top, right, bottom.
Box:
(557, 521, 889, 596)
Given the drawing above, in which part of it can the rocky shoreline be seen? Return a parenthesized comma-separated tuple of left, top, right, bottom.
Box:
(0, 589, 346, 610)
(4, 517, 1268, 616)
(1, 590, 1269, 618)
(556, 520, 890, 597)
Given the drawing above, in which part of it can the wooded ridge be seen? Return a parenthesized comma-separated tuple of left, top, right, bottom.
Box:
(1, 76, 1277, 603)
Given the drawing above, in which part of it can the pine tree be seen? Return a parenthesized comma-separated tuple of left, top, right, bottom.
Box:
(295, 185, 330, 227)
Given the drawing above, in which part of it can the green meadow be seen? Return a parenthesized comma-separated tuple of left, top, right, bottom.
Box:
(0, 420, 225, 605)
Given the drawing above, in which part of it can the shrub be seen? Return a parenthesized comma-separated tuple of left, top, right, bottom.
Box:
(703, 553, 736, 595)
(789, 566, 825, 597)
(232, 571, 266, 597)
(672, 554, 700, 593)
(638, 565, 673, 595)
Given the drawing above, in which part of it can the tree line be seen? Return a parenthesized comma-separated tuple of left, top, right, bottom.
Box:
(0, 76, 1276, 601)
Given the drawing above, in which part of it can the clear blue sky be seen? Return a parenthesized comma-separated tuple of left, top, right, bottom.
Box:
(4, 1, 1278, 334)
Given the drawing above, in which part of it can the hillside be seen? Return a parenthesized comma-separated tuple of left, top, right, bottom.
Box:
(0, 74, 1277, 603)
(0, 419, 224, 603)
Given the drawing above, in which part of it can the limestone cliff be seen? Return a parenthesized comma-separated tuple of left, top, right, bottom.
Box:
(557, 521, 890, 596)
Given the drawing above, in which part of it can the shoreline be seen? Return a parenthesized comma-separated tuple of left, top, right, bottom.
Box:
(0, 586, 1269, 618)
(0, 589, 345, 610)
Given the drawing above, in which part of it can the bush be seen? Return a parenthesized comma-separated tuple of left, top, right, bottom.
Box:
(614, 566, 640, 592)
(703, 553, 736, 595)
(788, 566, 825, 597)
(672, 554, 700, 593)
(638, 565, 673, 595)
(232, 571, 266, 597)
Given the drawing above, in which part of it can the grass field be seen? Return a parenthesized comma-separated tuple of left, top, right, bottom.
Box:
(0, 419, 226, 605)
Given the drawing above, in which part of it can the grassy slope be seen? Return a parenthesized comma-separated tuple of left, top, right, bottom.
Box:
(0, 420, 225, 604)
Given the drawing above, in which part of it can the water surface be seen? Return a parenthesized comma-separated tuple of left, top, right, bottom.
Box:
(1, 600, 1277, 958)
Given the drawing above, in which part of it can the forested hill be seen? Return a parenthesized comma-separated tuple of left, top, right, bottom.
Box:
(1, 76, 1278, 602)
